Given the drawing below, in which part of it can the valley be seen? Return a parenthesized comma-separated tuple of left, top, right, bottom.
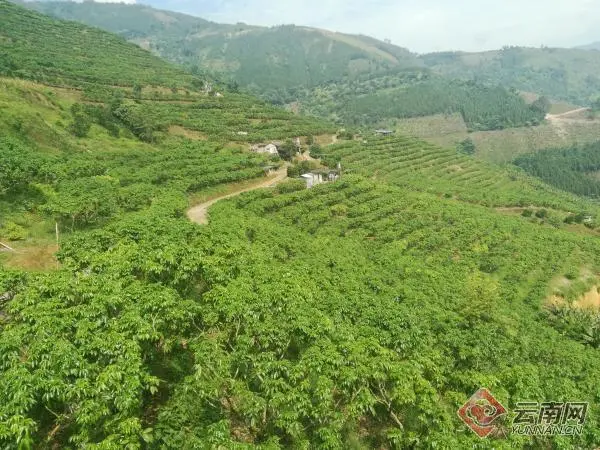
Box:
(1, 0, 600, 448)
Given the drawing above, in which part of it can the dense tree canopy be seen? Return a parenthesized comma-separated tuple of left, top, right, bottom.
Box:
(0, 138, 42, 195)
(514, 142, 600, 198)
(283, 73, 547, 131)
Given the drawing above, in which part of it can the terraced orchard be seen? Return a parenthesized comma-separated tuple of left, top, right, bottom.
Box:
(318, 136, 594, 211)
(0, 0, 198, 89)
(159, 177, 600, 448)
(133, 95, 334, 143)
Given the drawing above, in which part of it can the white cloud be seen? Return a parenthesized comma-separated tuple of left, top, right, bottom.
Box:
(152, 0, 600, 52)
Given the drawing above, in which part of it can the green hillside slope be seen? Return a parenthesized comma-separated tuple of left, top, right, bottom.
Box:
(422, 47, 600, 105)
(2, 2, 600, 449)
(515, 141, 600, 198)
(0, 1, 333, 263)
(0, 0, 201, 89)
(19, 1, 600, 106)
(20, 0, 422, 89)
(290, 72, 549, 131)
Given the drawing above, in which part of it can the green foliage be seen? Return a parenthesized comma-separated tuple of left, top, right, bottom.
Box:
(3, 114, 600, 448)
(0, 222, 27, 241)
(287, 165, 301, 178)
(2, 5, 600, 447)
(19, 0, 600, 110)
(83, 103, 120, 137)
(34, 140, 273, 230)
(318, 136, 593, 210)
(287, 71, 547, 132)
(457, 138, 476, 155)
(89, 91, 334, 143)
(277, 140, 297, 161)
(423, 47, 600, 106)
(0, 0, 200, 89)
(275, 179, 307, 194)
(514, 142, 600, 198)
(113, 100, 166, 143)
(22, 1, 420, 90)
(68, 103, 91, 138)
(337, 78, 545, 130)
(145, 177, 600, 448)
(0, 138, 42, 195)
(0, 267, 202, 447)
(309, 144, 323, 159)
(531, 96, 551, 115)
(43, 176, 120, 228)
(287, 160, 318, 178)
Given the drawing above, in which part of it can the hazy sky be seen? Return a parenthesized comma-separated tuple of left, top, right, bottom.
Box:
(95, 0, 600, 52)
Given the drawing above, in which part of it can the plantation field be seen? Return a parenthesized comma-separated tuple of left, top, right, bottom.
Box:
(317, 136, 597, 214)
(6, 171, 597, 448)
(0, 73, 336, 269)
(395, 113, 600, 164)
(0, 0, 198, 89)
(514, 141, 600, 198)
(2, 2, 600, 448)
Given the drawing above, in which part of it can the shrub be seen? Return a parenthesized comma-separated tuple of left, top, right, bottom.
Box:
(330, 204, 348, 217)
(457, 138, 476, 155)
(0, 221, 27, 241)
(309, 144, 323, 159)
(276, 179, 306, 194)
(287, 165, 301, 178)
(69, 103, 91, 138)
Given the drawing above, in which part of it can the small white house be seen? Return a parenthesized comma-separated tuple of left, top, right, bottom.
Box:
(300, 172, 325, 189)
(263, 144, 279, 155)
(251, 143, 279, 156)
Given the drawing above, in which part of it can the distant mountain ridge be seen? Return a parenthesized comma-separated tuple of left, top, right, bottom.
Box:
(421, 47, 600, 105)
(576, 41, 600, 50)
(16, 1, 600, 105)
(19, 0, 422, 89)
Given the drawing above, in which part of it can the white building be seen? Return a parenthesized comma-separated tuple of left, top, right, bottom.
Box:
(300, 172, 325, 189)
(251, 143, 280, 156)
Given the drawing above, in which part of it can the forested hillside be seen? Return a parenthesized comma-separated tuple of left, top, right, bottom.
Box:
(2, 1, 600, 448)
(288, 72, 549, 130)
(514, 141, 600, 198)
(20, 0, 421, 89)
(18, 0, 600, 108)
(423, 46, 600, 105)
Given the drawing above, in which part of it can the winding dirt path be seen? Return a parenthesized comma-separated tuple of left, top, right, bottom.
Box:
(187, 166, 288, 225)
(545, 107, 592, 138)
(546, 107, 590, 119)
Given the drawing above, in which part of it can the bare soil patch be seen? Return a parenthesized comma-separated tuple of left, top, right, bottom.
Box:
(168, 126, 208, 140)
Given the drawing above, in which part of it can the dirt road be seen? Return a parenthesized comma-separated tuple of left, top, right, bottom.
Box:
(545, 107, 592, 138)
(187, 166, 288, 225)
(546, 107, 590, 120)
